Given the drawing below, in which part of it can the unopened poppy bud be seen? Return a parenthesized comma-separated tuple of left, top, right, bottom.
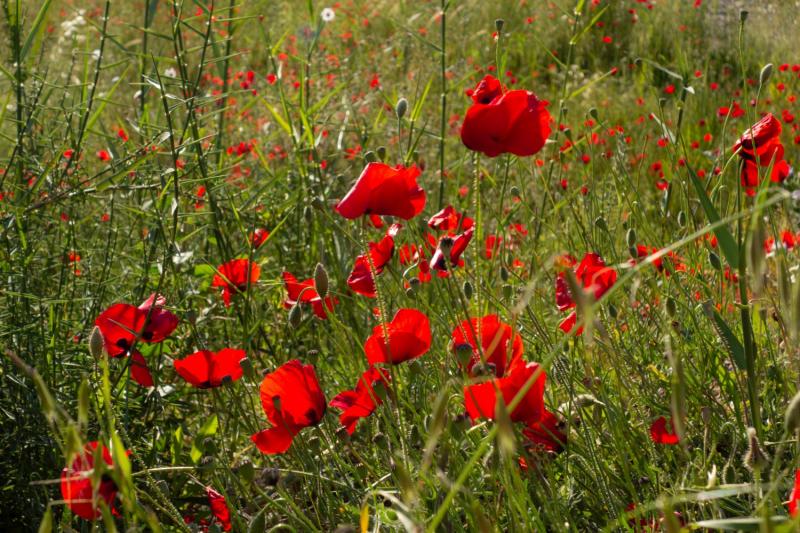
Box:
(759, 63, 773, 85)
(463, 280, 474, 299)
(785, 390, 800, 433)
(589, 107, 598, 119)
(314, 263, 329, 299)
(628, 246, 639, 259)
(185, 308, 198, 325)
(303, 205, 313, 222)
(408, 277, 421, 295)
(500, 265, 509, 282)
(677, 211, 686, 227)
(89, 326, 104, 361)
(239, 357, 254, 381)
(372, 432, 389, 451)
(261, 467, 280, 486)
(220, 374, 233, 388)
(665, 297, 677, 318)
(743, 427, 768, 471)
(156, 479, 170, 498)
(201, 455, 216, 472)
(455, 343, 473, 368)
(307, 349, 319, 366)
(311, 197, 325, 211)
(395, 98, 408, 119)
(510, 186, 520, 198)
(626, 228, 637, 248)
(409, 424, 421, 444)
(563, 128, 572, 141)
(203, 437, 217, 454)
(335, 426, 350, 445)
(272, 395, 282, 412)
(708, 251, 722, 271)
(502, 284, 512, 299)
(354, 463, 368, 481)
(739, 9, 748, 22)
(307, 436, 321, 455)
(371, 380, 388, 402)
(364, 151, 377, 163)
(412, 150, 420, 163)
(438, 236, 454, 256)
(594, 216, 607, 232)
(495, 19, 504, 32)
(405, 288, 416, 299)
(237, 460, 254, 482)
(376, 146, 387, 162)
(701, 406, 711, 426)
(288, 305, 302, 328)
(608, 303, 618, 319)
(407, 359, 424, 376)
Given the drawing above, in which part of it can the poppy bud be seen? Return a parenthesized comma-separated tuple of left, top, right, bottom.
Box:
(463, 280, 474, 299)
(156, 479, 169, 498)
(589, 108, 598, 119)
(665, 297, 677, 318)
(289, 305, 302, 328)
(238, 461, 254, 482)
(594, 216, 607, 232)
(354, 463, 368, 481)
(405, 287, 416, 299)
(628, 246, 639, 259)
(495, 19, 504, 32)
(500, 265, 509, 282)
(239, 357, 254, 381)
(185, 308, 198, 325)
(785, 390, 800, 433)
(203, 437, 217, 454)
(455, 343, 473, 368)
(626, 228, 637, 248)
(739, 9, 748, 22)
(261, 467, 280, 486)
(510, 186, 520, 198)
(677, 210, 686, 227)
(307, 349, 319, 366)
(502, 284, 512, 299)
(407, 359, 424, 376)
(311, 196, 325, 211)
(307, 436, 321, 455)
(314, 263, 329, 299)
(608, 303, 618, 319)
(372, 432, 389, 451)
(364, 151, 378, 163)
(409, 424, 421, 445)
(701, 406, 711, 426)
(272, 395, 282, 412)
(408, 277, 421, 295)
(89, 326, 104, 361)
(335, 426, 350, 445)
(201, 455, 216, 472)
(396, 98, 408, 119)
(708, 251, 722, 271)
(743, 427, 768, 471)
(438, 236, 454, 256)
(221, 374, 233, 388)
(412, 150, 420, 163)
(303, 205, 313, 222)
(376, 146, 387, 162)
(371, 380, 388, 402)
(563, 128, 572, 141)
(759, 63, 773, 85)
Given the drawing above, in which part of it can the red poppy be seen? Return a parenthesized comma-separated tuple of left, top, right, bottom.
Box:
(347, 224, 401, 297)
(251, 360, 326, 454)
(464, 362, 545, 424)
(364, 308, 431, 365)
(174, 349, 245, 389)
(207, 487, 232, 531)
(465, 75, 505, 104)
(782, 230, 797, 250)
(557, 311, 581, 335)
(427, 205, 474, 231)
(61, 442, 129, 520)
(213, 259, 261, 307)
(329, 367, 391, 434)
(452, 315, 523, 377)
(138, 293, 179, 343)
(734, 113, 789, 189)
(485, 235, 501, 258)
(250, 228, 270, 248)
(282, 272, 338, 319)
(649, 416, 680, 444)
(430, 227, 474, 275)
(741, 158, 790, 188)
(789, 469, 800, 517)
(130, 350, 154, 387)
(522, 409, 567, 454)
(555, 274, 575, 311)
(335, 163, 426, 220)
(576, 253, 616, 300)
(460, 77, 552, 158)
(95, 303, 146, 358)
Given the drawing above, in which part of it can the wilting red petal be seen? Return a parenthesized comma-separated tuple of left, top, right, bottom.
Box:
(336, 163, 426, 220)
(174, 349, 245, 389)
(130, 350, 154, 387)
(364, 309, 431, 365)
(213, 259, 261, 307)
(95, 303, 146, 358)
(464, 362, 545, 424)
(329, 367, 390, 434)
(789, 469, 800, 517)
(522, 410, 567, 454)
(61, 442, 123, 520)
(452, 315, 523, 377)
(649, 416, 680, 444)
(207, 487, 232, 531)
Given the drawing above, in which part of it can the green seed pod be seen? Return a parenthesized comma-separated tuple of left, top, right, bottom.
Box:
(314, 263, 329, 299)
(238, 461, 255, 482)
(502, 284, 512, 299)
(364, 151, 377, 163)
(408, 277, 421, 295)
(463, 280, 474, 300)
(371, 380, 388, 402)
(311, 197, 325, 211)
(407, 359, 424, 376)
(239, 357, 255, 381)
(455, 343, 473, 368)
(89, 326, 104, 362)
(740, 9, 748, 22)
(303, 205, 313, 222)
(677, 210, 687, 227)
(495, 19, 504, 31)
(376, 146, 387, 162)
(500, 265, 509, 282)
(563, 128, 572, 141)
(510, 185, 520, 198)
(201, 455, 216, 472)
(589, 107, 598, 119)
(760, 63, 774, 85)
(354, 463, 368, 481)
(608, 303, 618, 319)
(412, 150, 420, 163)
(289, 305, 302, 328)
(595, 216, 608, 232)
(396, 98, 408, 119)
(665, 297, 677, 318)
(307, 349, 319, 366)
(202, 437, 217, 455)
(372, 432, 389, 451)
(708, 251, 722, 271)
(626, 228, 637, 248)
(335, 426, 350, 445)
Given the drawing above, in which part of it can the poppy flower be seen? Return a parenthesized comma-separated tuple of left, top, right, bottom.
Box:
(283, 272, 338, 319)
(522, 409, 567, 454)
(576, 253, 617, 300)
(61, 442, 129, 520)
(95, 303, 147, 358)
(174, 349, 245, 389)
(789, 469, 800, 517)
(347, 224, 401, 297)
(207, 487, 232, 531)
(465, 75, 505, 104)
(250, 228, 270, 248)
(329, 367, 391, 434)
(138, 293, 179, 343)
(649, 416, 680, 444)
(460, 77, 552, 158)
(782, 230, 797, 250)
(427, 205, 474, 231)
(734, 113, 788, 189)
(364, 308, 431, 365)
(251, 360, 326, 454)
(335, 163, 426, 220)
(452, 315, 523, 377)
(130, 350, 154, 387)
(464, 362, 546, 424)
(213, 259, 261, 306)
(430, 227, 474, 275)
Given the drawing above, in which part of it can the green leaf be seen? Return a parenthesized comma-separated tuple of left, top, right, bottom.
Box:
(571, 5, 608, 44)
(21, 0, 52, 62)
(701, 301, 746, 370)
(686, 161, 739, 267)
(692, 517, 789, 531)
(193, 264, 216, 277)
(636, 58, 683, 81)
(190, 414, 218, 463)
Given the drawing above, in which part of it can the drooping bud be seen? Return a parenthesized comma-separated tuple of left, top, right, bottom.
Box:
(89, 326, 104, 361)
(708, 251, 722, 271)
(563, 128, 572, 141)
(665, 297, 677, 318)
(500, 266, 509, 282)
(455, 343, 473, 368)
(594, 216, 607, 232)
(510, 186, 520, 198)
(759, 63, 774, 85)
(626, 228, 637, 248)
(239, 357, 254, 381)
(289, 305, 302, 328)
(311, 197, 325, 211)
(395, 98, 408, 119)
(303, 205, 313, 222)
(589, 108, 598, 120)
(314, 263, 329, 299)
(743, 427, 769, 471)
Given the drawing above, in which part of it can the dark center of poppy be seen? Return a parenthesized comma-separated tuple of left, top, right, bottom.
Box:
(116, 338, 129, 350)
(480, 97, 493, 105)
(140, 330, 153, 342)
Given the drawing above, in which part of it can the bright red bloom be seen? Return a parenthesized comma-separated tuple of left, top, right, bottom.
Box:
(130, 350, 154, 387)
(430, 227, 474, 274)
(364, 308, 431, 365)
(174, 349, 245, 389)
(782, 230, 797, 250)
(734, 114, 789, 189)
(336, 163, 426, 220)
(649, 416, 680, 444)
(138, 293, 179, 343)
(427, 205, 474, 231)
(576, 253, 616, 300)
(61, 442, 129, 520)
(95, 303, 146, 358)
(523, 409, 567, 454)
(251, 360, 326, 454)
(555, 274, 575, 311)
(329, 367, 391, 434)
(465, 75, 505, 104)
(207, 487, 232, 531)
(464, 362, 545, 424)
(250, 228, 270, 248)
(96, 150, 111, 161)
(282, 272, 338, 319)
(213, 259, 260, 306)
(789, 470, 800, 517)
(452, 315, 523, 377)
(460, 77, 552, 158)
(347, 224, 401, 297)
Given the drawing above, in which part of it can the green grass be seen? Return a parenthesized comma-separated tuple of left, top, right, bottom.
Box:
(3, 0, 800, 531)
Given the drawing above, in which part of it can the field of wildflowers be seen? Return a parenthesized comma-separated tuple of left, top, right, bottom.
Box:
(4, 0, 800, 531)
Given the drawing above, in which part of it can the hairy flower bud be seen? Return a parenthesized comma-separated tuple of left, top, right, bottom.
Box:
(239, 357, 254, 381)
(760, 63, 774, 85)
(395, 98, 408, 119)
(289, 305, 302, 328)
(743, 427, 769, 471)
(89, 326, 104, 361)
(708, 251, 722, 272)
(314, 263, 329, 299)
(626, 228, 637, 248)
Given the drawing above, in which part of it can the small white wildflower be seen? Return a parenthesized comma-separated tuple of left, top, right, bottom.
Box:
(133, 90, 142, 101)
(321, 8, 335, 22)
(164, 67, 178, 78)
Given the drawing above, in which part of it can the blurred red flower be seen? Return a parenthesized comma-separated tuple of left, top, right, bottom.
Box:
(174, 349, 245, 389)
(649, 416, 680, 444)
(250, 228, 270, 248)
(207, 487, 232, 531)
(734, 113, 790, 190)
(329, 367, 391, 434)
(427, 205, 474, 231)
(213, 259, 260, 306)
(61, 442, 129, 520)
(336, 163, 425, 220)
(283, 271, 338, 319)
(523, 409, 567, 454)
(364, 308, 431, 365)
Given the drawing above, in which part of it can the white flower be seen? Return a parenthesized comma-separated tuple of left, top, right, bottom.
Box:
(164, 67, 178, 78)
(321, 8, 335, 22)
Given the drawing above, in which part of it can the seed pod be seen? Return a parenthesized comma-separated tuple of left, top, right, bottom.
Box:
(760, 63, 774, 85)
(626, 228, 637, 248)
(201, 455, 216, 472)
(740, 9, 748, 22)
(314, 263, 329, 299)
(502, 284, 512, 299)
(311, 197, 325, 211)
(354, 463, 368, 481)
(307, 349, 319, 366)
(364, 151, 377, 163)
(335, 426, 350, 445)
(665, 297, 677, 318)
(594, 216, 607, 232)
(405, 288, 415, 299)
(202, 437, 217, 454)
(89, 326, 104, 361)
(261, 467, 280, 486)
(238, 461, 254, 482)
(289, 305, 302, 328)
(589, 108, 598, 119)
(239, 357, 255, 381)
(372, 432, 389, 451)
(307, 436, 321, 455)
(495, 19, 504, 31)
(510, 186, 520, 198)
(303, 205, 313, 222)
(455, 343, 473, 368)
(376, 146, 387, 162)
(708, 251, 722, 271)
(395, 98, 408, 119)
(407, 359, 423, 376)
(408, 277, 421, 295)
(221, 374, 233, 388)
(463, 281, 474, 299)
